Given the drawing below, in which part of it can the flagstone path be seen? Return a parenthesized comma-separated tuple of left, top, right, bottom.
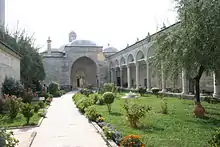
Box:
(29, 92, 107, 147)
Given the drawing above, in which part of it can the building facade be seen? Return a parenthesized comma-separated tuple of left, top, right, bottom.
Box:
(0, 40, 21, 96)
(41, 25, 220, 97)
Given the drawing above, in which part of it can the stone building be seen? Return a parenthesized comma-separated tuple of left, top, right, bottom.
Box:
(41, 24, 220, 97)
(0, 40, 21, 96)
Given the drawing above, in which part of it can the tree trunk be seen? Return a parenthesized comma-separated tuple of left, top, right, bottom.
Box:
(193, 66, 205, 103)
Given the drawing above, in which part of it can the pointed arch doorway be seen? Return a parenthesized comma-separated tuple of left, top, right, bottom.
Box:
(70, 56, 97, 89)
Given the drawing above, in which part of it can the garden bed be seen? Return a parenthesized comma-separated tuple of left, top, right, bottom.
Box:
(94, 95, 220, 147)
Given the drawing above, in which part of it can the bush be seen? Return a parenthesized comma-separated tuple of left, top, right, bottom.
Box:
(103, 126, 115, 140)
(138, 87, 146, 96)
(97, 96, 105, 105)
(151, 87, 160, 96)
(48, 82, 59, 95)
(85, 105, 99, 121)
(120, 135, 145, 147)
(123, 99, 151, 128)
(0, 98, 5, 114)
(103, 92, 115, 113)
(1, 77, 24, 97)
(103, 83, 114, 92)
(0, 129, 19, 147)
(33, 105, 40, 113)
(89, 93, 99, 104)
(160, 99, 168, 114)
(21, 103, 34, 124)
(208, 127, 220, 147)
(53, 91, 61, 97)
(44, 92, 53, 100)
(75, 96, 94, 113)
(73, 93, 84, 103)
(4, 95, 21, 119)
(38, 101, 45, 108)
(79, 89, 93, 97)
(22, 88, 33, 103)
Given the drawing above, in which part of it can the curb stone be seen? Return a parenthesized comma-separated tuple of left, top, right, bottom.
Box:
(26, 131, 37, 147)
(91, 122, 118, 147)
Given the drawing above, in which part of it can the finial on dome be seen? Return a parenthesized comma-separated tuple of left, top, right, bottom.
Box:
(107, 43, 110, 46)
(126, 43, 129, 47)
(136, 38, 139, 42)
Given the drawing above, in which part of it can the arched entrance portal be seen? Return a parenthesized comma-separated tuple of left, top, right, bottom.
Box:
(71, 57, 97, 88)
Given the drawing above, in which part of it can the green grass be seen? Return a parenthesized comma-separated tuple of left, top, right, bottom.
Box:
(0, 112, 41, 127)
(95, 94, 220, 147)
(0, 101, 49, 128)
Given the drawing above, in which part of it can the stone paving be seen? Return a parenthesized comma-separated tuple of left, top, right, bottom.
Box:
(30, 92, 107, 147)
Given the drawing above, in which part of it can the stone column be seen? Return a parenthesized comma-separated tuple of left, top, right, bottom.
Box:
(111, 69, 114, 83)
(213, 71, 220, 98)
(182, 68, 189, 94)
(127, 65, 131, 89)
(136, 62, 139, 90)
(161, 64, 166, 92)
(146, 61, 151, 91)
(120, 67, 123, 88)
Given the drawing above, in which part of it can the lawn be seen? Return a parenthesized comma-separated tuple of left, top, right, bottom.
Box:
(0, 101, 49, 128)
(95, 94, 220, 147)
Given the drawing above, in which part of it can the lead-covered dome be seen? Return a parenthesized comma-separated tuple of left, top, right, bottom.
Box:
(103, 44, 118, 53)
(68, 39, 97, 46)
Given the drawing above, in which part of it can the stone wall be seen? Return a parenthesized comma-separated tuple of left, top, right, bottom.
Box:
(0, 41, 20, 96)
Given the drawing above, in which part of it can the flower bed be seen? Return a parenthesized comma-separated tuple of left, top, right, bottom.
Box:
(72, 92, 145, 146)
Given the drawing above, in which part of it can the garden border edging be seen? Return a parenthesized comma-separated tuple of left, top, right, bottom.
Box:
(91, 122, 118, 147)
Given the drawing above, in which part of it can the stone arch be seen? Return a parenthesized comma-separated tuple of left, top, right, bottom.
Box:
(70, 56, 97, 88)
(127, 54, 135, 63)
(120, 56, 126, 66)
(136, 50, 145, 61)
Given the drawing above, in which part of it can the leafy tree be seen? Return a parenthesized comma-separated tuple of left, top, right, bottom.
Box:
(0, 28, 45, 88)
(153, 0, 220, 116)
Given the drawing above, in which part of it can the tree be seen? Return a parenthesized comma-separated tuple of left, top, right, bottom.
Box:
(0, 28, 45, 88)
(153, 0, 220, 116)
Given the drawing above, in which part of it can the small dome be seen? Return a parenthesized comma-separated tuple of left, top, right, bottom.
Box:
(69, 31, 77, 42)
(68, 39, 97, 46)
(103, 45, 118, 53)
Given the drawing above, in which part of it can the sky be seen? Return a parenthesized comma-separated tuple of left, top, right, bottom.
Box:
(5, 0, 178, 52)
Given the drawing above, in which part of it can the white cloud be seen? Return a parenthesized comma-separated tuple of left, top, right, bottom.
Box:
(5, 0, 177, 52)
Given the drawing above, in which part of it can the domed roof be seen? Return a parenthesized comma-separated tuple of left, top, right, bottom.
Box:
(103, 44, 118, 52)
(68, 39, 97, 47)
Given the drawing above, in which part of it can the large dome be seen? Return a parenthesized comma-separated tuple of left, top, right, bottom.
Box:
(68, 39, 97, 47)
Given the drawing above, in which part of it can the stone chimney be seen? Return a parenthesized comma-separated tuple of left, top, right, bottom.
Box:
(47, 37, 52, 55)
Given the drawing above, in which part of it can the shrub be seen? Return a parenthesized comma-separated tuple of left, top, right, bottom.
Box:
(73, 93, 84, 103)
(0, 98, 5, 114)
(4, 95, 21, 119)
(138, 87, 146, 96)
(103, 126, 115, 140)
(48, 82, 59, 95)
(76, 96, 94, 113)
(120, 135, 145, 147)
(103, 83, 114, 92)
(1, 77, 24, 97)
(38, 101, 45, 108)
(97, 96, 105, 105)
(123, 99, 151, 128)
(33, 105, 40, 113)
(160, 99, 168, 114)
(208, 127, 220, 147)
(85, 105, 99, 121)
(151, 87, 160, 96)
(53, 91, 61, 97)
(0, 129, 19, 147)
(45, 93, 53, 100)
(22, 88, 33, 103)
(79, 89, 93, 97)
(21, 103, 34, 124)
(89, 93, 99, 104)
(103, 92, 115, 113)
(96, 116, 105, 122)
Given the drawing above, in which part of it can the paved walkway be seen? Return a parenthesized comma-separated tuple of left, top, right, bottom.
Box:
(31, 92, 107, 147)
